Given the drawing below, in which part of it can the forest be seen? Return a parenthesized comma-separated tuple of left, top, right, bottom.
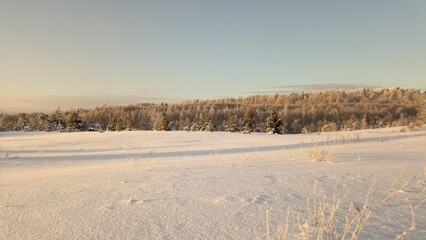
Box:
(1, 87, 425, 134)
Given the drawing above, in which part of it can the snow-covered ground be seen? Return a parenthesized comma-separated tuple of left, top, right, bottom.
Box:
(1, 127, 425, 239)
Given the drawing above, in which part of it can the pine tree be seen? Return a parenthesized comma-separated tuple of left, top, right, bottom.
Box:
(360, 114, 368, 129)
(45, 113, 67, 132)
(266, 110, 283, 134)
(154, 112, 170, 131)
(66, 112, 87, 132)
(202, 114, 214, 132)
(162, 112, 171, 131)
(107, 118, 116, 131)
(115, 117, 126, 131)
(38, 114, 48, 131)
(14, 113, 31, 131)
(67, 112, 81, 132)
(225, 115, 239, 132)
(126, 118, 135, 131)
(44, 114, 56, 132)
(242, 108, 255, 133)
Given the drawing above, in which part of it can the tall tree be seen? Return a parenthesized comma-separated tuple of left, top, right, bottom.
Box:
(67, 112, 85, 132)
(225, 115, 239, 132)
(242, 108, 256, 133)
(154, 112, 170, 131)
(14, 113, 31, 132)
(267, 110, 283, 134)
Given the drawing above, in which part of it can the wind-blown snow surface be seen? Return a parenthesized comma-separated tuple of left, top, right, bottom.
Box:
(1, 127, 425, 239)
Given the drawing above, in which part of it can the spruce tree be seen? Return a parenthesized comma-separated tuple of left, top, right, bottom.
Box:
(154, 112, 170, 131)
(225, 115, 238, 132)
(162, 112, 171, 131)
(242, 108, 255, 133)
(38, 114, 47, 131)
(107, 118, 117, 131)
(66, 112, 87, 132)
(202, 114, 214, 132)
(115, 117, 125, 131)
(14, 113, 31, 131)
(45, 114, 56, 132)
(266, 110, 283, 134)
(67, 112, 81, 132)
(45, 113, 67, 132)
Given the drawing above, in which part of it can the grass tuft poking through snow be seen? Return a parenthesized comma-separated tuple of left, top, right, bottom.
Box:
(266, 172, 425, 240)
(306, 142, 334, 162)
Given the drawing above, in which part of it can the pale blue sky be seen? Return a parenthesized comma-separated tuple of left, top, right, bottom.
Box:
(1, 0, 425, 112)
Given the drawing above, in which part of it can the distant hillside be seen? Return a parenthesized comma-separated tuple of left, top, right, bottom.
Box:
(1, 87, 425, 133)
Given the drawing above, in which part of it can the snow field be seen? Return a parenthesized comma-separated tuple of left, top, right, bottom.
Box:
(0, 127, 425, 239)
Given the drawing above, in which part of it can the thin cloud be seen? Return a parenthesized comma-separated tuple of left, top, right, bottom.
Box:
(312, 77, 357, 82)
(0, 94, 184, 113)
(242, 90, 295, 94)
(271, 83, 376, 91)
(243, 83, 382, 95)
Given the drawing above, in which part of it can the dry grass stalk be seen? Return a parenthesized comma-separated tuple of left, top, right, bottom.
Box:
(269, 179, 379, 240)
(395, 204, 416, 240)
(266, 207, 271, 240)
(348, 178, 376, 240)
(306, 142, 333, 162)
(381, 174, 412, 205)
(278, 206, 291, 240)
(264, 173, 423, 240)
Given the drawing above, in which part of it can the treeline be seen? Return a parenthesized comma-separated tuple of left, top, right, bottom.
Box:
(1, 88, 425, 134)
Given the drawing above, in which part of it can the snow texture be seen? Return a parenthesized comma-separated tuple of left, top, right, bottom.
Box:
(0, 127, 425, 239)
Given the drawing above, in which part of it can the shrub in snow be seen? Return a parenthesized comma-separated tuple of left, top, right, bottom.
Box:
(321, 122, 337, 132)
(88, 122, 103, 132)
(189, 123, 203, 131)
(307, 147, 331, 162)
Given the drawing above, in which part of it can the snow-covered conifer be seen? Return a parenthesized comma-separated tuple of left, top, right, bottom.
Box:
(266, 110, 283, 134)
(242, 108, 256, 133)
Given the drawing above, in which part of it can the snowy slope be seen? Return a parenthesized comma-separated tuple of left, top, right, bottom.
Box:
(1, 127, 425, 239)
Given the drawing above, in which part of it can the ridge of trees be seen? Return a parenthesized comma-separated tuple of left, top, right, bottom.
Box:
(1, 87, 425, 134)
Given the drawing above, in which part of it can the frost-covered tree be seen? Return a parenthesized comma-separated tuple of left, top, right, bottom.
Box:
(125, 118, 135, 131)
(37, 113, 48, 131)
(107, 120, 116, 131)
(115, 117, 126, 131)
(242, 108, 256, 133)
(45, 113, 66, 132)
(0, 88, 424, 133)
(266, 110, 283, 134)
(14, 114, 31, 132)
(67, 112, 86, 132)
(154, 112, 170, 131)
(225, 115, 239, 132)
(105, 115, 125, 131)
(202, 114, 214, 132)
